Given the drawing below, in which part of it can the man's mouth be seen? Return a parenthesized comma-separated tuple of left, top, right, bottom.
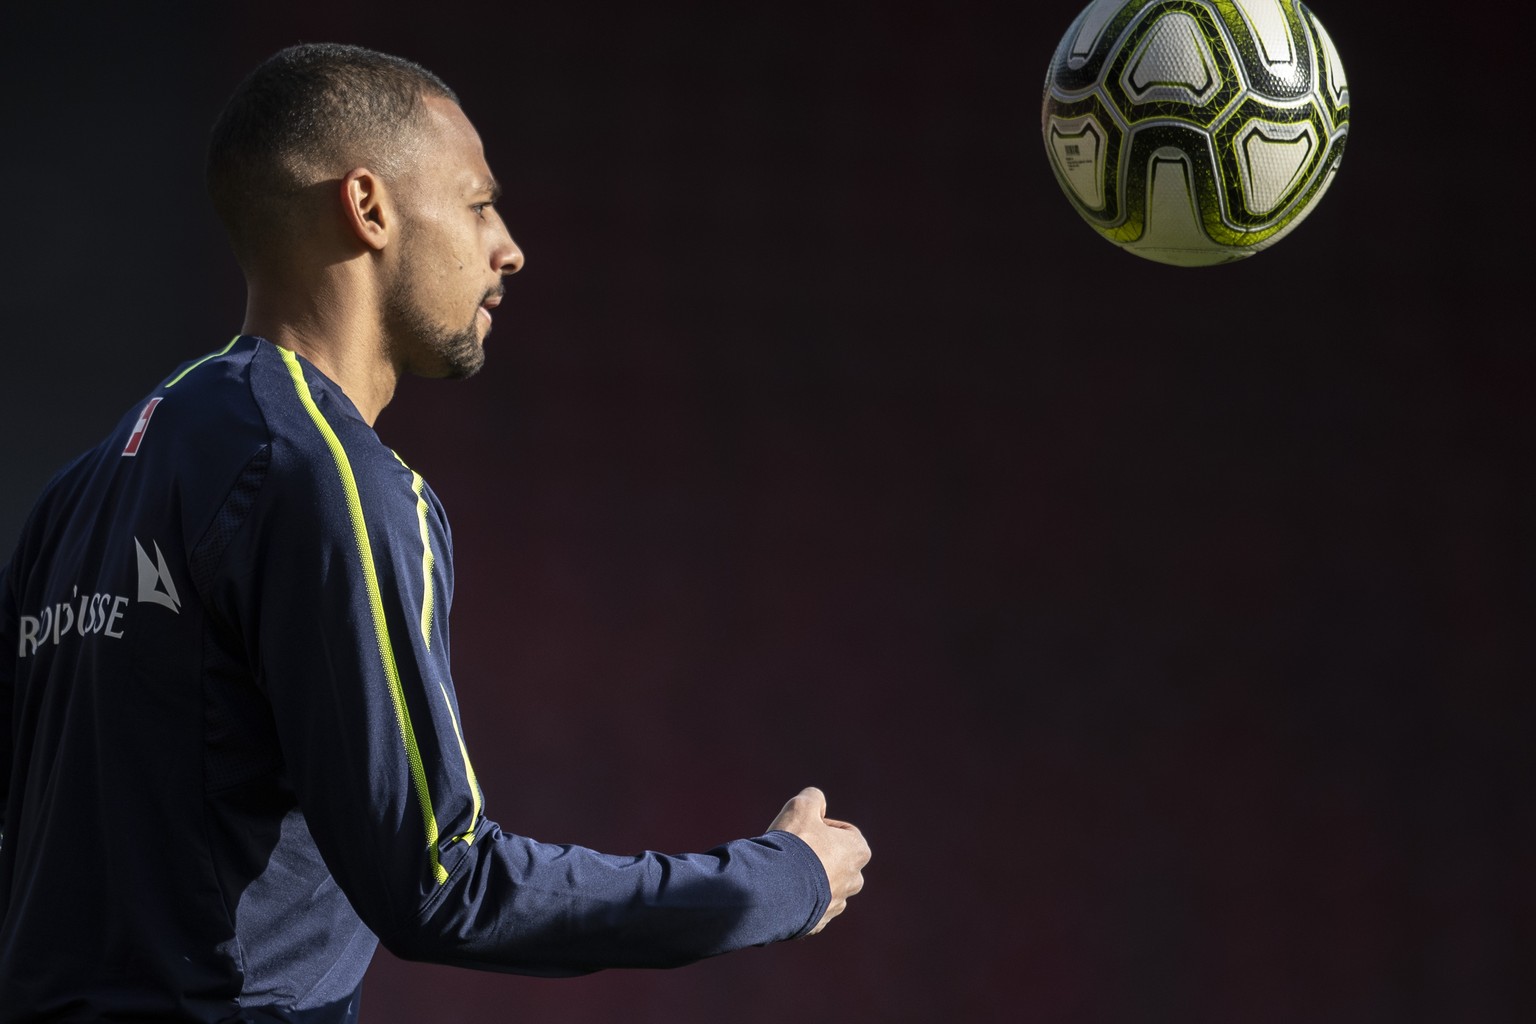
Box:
(479, 289, 503, 326)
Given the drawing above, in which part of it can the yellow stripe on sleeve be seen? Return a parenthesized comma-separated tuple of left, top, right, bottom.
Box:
(438, 679, 484, 845)
(279, 347, 449, 885)
(164, 335, 240, 389)
(395, 453, 483, 846)
(404, 463, 482, 843)
(410, 473, 436, 650)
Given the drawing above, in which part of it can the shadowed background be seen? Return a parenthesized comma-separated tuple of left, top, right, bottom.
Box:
(3, 1, 1533, 1021)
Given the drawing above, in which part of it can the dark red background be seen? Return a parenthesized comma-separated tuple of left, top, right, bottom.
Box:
(3, 2, 1533, 1021)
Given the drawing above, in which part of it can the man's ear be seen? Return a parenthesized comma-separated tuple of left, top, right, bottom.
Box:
(339, 168, 391, 252)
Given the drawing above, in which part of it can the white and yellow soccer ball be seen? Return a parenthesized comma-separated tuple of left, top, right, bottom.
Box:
(1041, 0, 1350, 266)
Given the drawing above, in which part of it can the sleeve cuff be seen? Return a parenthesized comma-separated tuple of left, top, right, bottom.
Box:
(761, 829, 832, 939)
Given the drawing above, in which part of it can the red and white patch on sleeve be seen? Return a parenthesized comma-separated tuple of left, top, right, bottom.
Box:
(121, 397, 164, 457)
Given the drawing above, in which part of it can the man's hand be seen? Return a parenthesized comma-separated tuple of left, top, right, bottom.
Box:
(769, 787, 870, 935)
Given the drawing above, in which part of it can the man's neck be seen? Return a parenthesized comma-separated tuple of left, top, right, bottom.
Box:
(242, 277, 398, 426)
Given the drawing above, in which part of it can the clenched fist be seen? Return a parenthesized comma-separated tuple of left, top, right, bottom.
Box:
(770, 787, 870, 935)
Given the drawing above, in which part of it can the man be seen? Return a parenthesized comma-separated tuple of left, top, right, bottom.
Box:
(0, 43, 868, 1023)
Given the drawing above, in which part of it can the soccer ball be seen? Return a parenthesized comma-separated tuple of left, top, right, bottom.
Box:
(1041, 0, 1350, 266)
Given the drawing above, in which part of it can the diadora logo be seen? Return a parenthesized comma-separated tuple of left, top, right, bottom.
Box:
(15, 536, 183, 658)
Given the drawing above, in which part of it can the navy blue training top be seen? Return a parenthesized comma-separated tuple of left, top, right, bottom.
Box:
(0, 337, 829, 1022)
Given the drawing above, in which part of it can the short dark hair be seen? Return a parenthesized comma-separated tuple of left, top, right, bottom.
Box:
(207, 43, 459, 265)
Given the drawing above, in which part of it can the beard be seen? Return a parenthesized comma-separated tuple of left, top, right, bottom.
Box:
(384, 245, 488, 381)
(389, 299, 485, 380)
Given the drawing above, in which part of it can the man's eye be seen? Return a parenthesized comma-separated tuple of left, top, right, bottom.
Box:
(472, 203, 492, 218)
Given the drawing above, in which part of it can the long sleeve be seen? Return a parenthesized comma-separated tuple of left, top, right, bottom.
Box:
(221, 347, 829, 973)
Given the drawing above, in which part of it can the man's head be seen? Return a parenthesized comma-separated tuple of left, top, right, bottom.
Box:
(208, 44, 521, 380)
(208, 44, 456, 268)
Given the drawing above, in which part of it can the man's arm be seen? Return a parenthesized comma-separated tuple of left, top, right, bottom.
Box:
(225, 380, 858, 971)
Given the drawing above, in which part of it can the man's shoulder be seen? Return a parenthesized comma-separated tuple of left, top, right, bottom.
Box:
(142, 338, 434, 552)
(243, 344, 420, 516)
